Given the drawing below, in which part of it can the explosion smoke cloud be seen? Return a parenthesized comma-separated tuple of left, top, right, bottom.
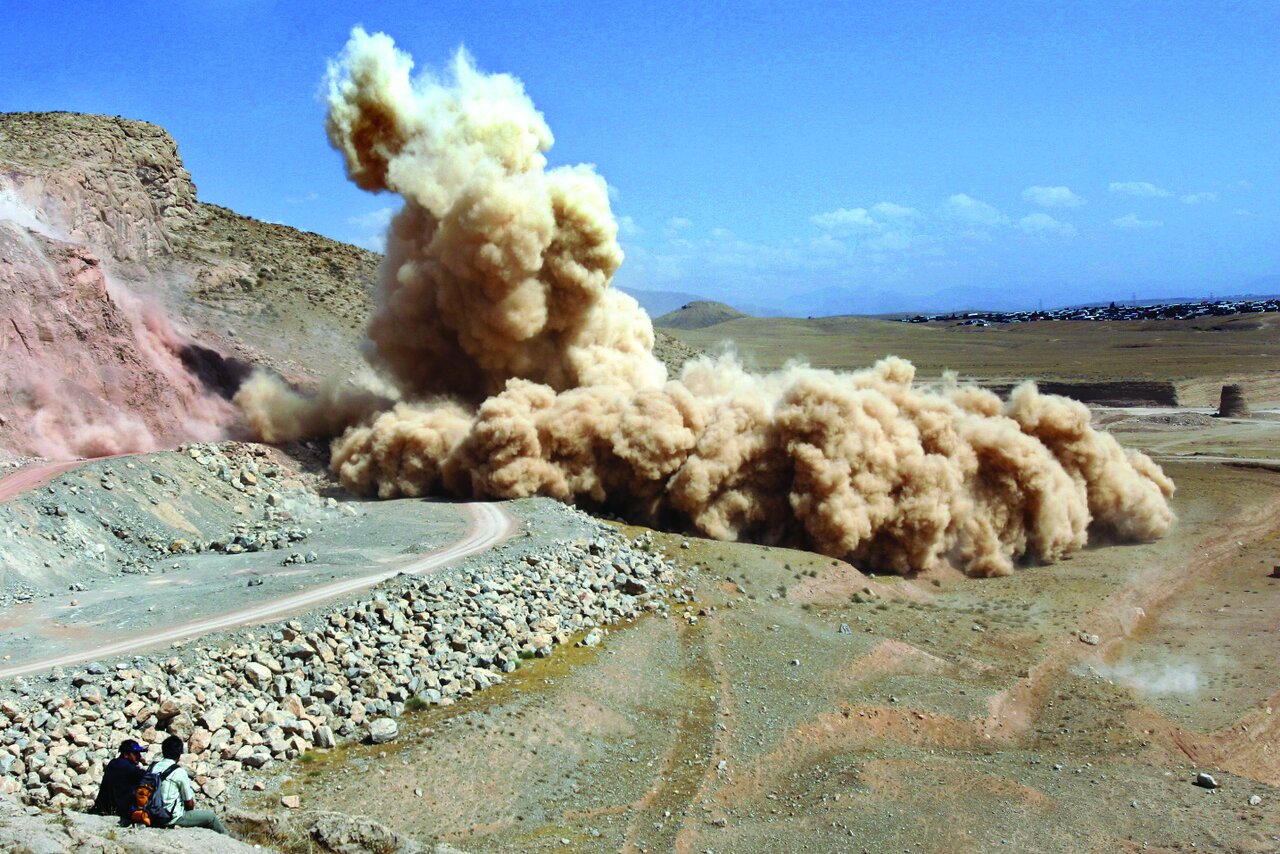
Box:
(236, 28, 1175, 576)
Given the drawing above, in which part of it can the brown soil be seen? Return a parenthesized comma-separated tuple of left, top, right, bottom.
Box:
(270, 459, 1280, 853)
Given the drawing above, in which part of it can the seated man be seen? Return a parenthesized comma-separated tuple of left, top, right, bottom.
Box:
(151, 735, 229, 835)
(90, 739, 145, 819)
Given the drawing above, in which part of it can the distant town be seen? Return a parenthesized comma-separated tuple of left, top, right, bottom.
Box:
(901, 296, 1280, 326)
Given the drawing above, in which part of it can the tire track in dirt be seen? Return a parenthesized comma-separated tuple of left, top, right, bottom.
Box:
(612, 618, 720, 854)
(983, 488, 1280, 739)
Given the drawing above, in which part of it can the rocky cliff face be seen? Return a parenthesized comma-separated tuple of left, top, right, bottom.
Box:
(0, 113, 307, 458)
(0, 112, 196, 265)
(0, 112, 245, 458)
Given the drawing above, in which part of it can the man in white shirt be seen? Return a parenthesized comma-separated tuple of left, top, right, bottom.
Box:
(151, 736, 229, 835)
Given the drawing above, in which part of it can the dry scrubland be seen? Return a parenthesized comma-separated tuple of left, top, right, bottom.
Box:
(661, 312, 1280, 406)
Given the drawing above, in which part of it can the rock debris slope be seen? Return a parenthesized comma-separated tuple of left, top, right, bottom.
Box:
(0, 504, 678, 813)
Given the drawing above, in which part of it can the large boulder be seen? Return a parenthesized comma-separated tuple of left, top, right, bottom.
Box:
(367, 717, 398, 745)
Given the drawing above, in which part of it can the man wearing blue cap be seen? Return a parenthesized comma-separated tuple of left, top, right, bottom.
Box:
(91, 739, 146, 819)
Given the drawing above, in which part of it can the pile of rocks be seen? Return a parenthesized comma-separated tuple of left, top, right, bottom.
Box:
(1, 441, 331, 586)
(163, 442, 338, 558)
(0, 519, 678, 810)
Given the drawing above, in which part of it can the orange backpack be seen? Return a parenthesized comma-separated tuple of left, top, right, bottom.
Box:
(129, 763, 179, 827)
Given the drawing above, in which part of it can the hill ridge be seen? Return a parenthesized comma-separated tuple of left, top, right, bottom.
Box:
(654, 299, 748, 330)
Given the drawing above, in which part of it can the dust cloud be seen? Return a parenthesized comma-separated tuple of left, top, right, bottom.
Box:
(1084, 661, 1203, 696)
(28, 279, 235, 458)
(236, 28, 1175, 576)
(1, 186, 234, 458)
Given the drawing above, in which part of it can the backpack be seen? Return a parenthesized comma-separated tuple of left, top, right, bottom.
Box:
(129, 762, 180, 827)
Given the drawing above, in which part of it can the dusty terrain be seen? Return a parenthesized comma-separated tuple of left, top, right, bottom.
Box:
(2, 110, 1279, 854)
(269, 455, 1280, 853)
(664, 311, 1280, 407)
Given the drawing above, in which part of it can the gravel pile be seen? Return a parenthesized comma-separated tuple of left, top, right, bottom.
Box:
(0, 514, 678, 810)
(0, 442, 330, 588)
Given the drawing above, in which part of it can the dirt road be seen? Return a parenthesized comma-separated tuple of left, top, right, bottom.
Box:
(0, 501, 517, 679)
(0, 458, 94, 502)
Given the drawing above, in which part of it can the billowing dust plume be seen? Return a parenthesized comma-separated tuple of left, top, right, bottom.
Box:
(237, 28, 1175, 576)
(0, 186, 235, 458)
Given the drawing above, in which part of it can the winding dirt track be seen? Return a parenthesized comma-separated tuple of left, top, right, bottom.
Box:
(0, 502, 517, 679)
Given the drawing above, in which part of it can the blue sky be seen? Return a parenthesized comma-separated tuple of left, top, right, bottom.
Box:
(3, 1, 1276, 314)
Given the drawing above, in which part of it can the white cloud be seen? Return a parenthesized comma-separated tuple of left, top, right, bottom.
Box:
(1021, 185, 1085, 208)
(1018, 212, 1076, 238)
(1112, 213, 1162, 229)
(347, 206, 396, 253)
(347, 206, 396, 230)
(1180, 192, 1217, 205)
(812, 202, 922, 233)
(865, 230, 914, 252)
(285, 191, 319, 205)
(665, 216, 692, 231)
(811, 207, 876, 230)
(870, 201, 921, 220)
(616, 215, 643, 237)
(1109, 181, 1170, 198)
(943, 194, 1005, 226)
(808, 233, 846, 253)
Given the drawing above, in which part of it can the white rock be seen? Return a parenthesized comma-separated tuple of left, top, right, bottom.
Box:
(367, 718, 398, 745)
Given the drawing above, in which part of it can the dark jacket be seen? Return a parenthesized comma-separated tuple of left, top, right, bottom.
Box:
(90, 756, 144, 817)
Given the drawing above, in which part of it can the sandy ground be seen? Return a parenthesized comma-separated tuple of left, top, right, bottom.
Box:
(1100, 408, 1280, 463)
(263, 448, 1280, 853)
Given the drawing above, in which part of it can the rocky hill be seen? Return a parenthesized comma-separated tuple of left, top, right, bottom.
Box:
(0, 112, 698, 459)
(0, 112, 379, 381)
(0, 112, 197, 264)
(654, 299, 748, 329)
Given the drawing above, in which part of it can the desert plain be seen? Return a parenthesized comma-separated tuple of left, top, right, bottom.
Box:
(255, 314, 1280, 853)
